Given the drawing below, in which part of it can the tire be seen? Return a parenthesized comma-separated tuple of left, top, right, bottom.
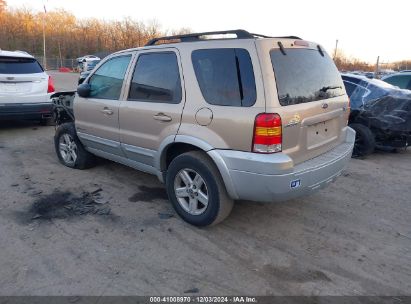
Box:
(349, 123, 376, 157)
(54, 122, 95, 169)
(166, 151, 234, 227)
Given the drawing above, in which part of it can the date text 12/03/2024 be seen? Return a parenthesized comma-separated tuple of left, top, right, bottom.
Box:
(149, 296, 257, 303)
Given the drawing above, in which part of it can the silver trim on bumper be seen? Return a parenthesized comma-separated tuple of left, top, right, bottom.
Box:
(208, 127, 355, 202)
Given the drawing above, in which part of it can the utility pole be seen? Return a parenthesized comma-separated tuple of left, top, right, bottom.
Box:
(333, 39, 339, 60)
(58, 41, 63, 68)
(375, 56, 380, 78)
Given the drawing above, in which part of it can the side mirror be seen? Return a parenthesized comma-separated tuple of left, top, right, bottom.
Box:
(77, 83, 91, 98)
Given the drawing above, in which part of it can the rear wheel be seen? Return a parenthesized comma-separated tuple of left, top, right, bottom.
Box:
(54, 123, 95, 169)
(350, 123, 375, 157)
(166, 151, 234, 227)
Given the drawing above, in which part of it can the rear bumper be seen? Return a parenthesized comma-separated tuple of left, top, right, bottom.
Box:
(208, 127, 355, 202)
(0, 102, 53, 120)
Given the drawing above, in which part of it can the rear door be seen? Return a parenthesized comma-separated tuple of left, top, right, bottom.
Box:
(119, 48, 185, 167)
(74, 54, 133, 156)
(0, 56, 48, 104)
(266, 45, 349, 164)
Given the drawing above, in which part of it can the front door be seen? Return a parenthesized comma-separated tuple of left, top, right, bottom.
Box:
(74, 54, 133, 156)
(119, 49, 185, 167)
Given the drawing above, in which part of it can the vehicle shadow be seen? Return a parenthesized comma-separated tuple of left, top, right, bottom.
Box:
(0, 120, 48, 130)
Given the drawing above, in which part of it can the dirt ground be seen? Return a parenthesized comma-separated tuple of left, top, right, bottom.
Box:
(0, 72, 410, 296)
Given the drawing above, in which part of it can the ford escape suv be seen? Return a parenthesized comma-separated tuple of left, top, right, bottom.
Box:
(0, 50, 55, 123)
(52, 30, 355, 226)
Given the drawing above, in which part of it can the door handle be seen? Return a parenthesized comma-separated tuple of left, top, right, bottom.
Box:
(153, 113, 172, 122)
(100, 107, 113, 115)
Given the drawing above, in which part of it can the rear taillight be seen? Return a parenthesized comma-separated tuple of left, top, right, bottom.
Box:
(252, 113, 282, 153)
(47, 76, 55, 93)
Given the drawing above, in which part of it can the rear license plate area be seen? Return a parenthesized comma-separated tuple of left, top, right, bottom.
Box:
(2, 83, 18, 92)
(307, 118, 338, 150)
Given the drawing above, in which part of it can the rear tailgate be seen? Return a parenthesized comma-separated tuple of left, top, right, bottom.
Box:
(0, 56, 48, 103)
(259, 39, 349, 165)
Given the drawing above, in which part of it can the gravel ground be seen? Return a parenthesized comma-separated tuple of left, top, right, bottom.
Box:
(0, 72, 410, 296)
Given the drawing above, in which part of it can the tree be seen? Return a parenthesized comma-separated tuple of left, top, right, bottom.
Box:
(0, 0, 6, 12)
(0, 7, 191, 61)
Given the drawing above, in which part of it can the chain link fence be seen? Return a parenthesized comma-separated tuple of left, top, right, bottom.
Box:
(34, 56, 80, 71)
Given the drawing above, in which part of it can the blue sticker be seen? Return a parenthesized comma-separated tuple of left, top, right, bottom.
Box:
(290, 179, 301, 189)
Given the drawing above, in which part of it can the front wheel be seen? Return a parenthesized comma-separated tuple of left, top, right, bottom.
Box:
(54, 123, 95, 169)
(166, 151, 234, 227)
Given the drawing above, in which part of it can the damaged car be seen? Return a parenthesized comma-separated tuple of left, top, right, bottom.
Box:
(51, 30, 354, 226)
(342, 74, 411, 156)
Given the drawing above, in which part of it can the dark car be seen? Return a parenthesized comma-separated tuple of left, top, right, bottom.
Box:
(342, 74, 411, 156)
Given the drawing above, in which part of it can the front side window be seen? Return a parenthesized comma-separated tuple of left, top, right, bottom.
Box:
(128, 52, 182, 103)
(88, 55, 131, 100)
(192, 48, 256, 107)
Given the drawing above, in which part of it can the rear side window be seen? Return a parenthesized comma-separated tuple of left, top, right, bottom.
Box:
(0, 56, 43, 74)
(192, 48, 256, 107)
(270, 49, 345, 106)
(128, 52, 182, 104)
(343, 81, 356, 97)
(384, 75, 411, 89)
(89, 55, 131, 100)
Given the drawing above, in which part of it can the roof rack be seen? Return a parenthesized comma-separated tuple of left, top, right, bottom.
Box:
(249, 33, 302, 40)
(145, 29, 302, 46)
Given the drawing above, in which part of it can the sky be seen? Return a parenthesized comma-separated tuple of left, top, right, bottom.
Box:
(5, 0, 410, 63)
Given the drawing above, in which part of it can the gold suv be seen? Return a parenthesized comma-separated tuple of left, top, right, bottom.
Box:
(53, 30, 355, 226)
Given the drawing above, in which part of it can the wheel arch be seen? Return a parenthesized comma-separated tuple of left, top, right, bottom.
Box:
(155, 135, 238, 199)
(156, 135, 214, 173)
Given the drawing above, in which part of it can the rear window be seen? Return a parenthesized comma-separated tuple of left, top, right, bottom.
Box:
(270, 49, 345, 106)
(0, 56, 43, 74)
(192, 48, 256, 107)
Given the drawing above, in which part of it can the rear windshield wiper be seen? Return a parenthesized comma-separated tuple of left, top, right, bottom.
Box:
(320, 85, 342, 92)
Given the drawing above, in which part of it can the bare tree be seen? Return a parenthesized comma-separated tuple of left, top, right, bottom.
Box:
(0, 0, 6, 12)
(0, 7, 191, 59)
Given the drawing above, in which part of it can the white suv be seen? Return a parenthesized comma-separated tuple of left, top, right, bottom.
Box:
(0, 50, 55, 123)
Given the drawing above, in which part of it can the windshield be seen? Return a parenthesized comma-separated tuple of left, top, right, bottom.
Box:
(270, 48, 345, 106)
(0, 56, 43, 74)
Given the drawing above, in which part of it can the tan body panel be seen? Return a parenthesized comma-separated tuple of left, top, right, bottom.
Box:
(256, 39, 350, 164)
(75, 36, 349, 168)
(74, 52, 135, 156)
(68, 33, 354, 204)
(118, 48, 186, 165)
(176, 40, 265, 151)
